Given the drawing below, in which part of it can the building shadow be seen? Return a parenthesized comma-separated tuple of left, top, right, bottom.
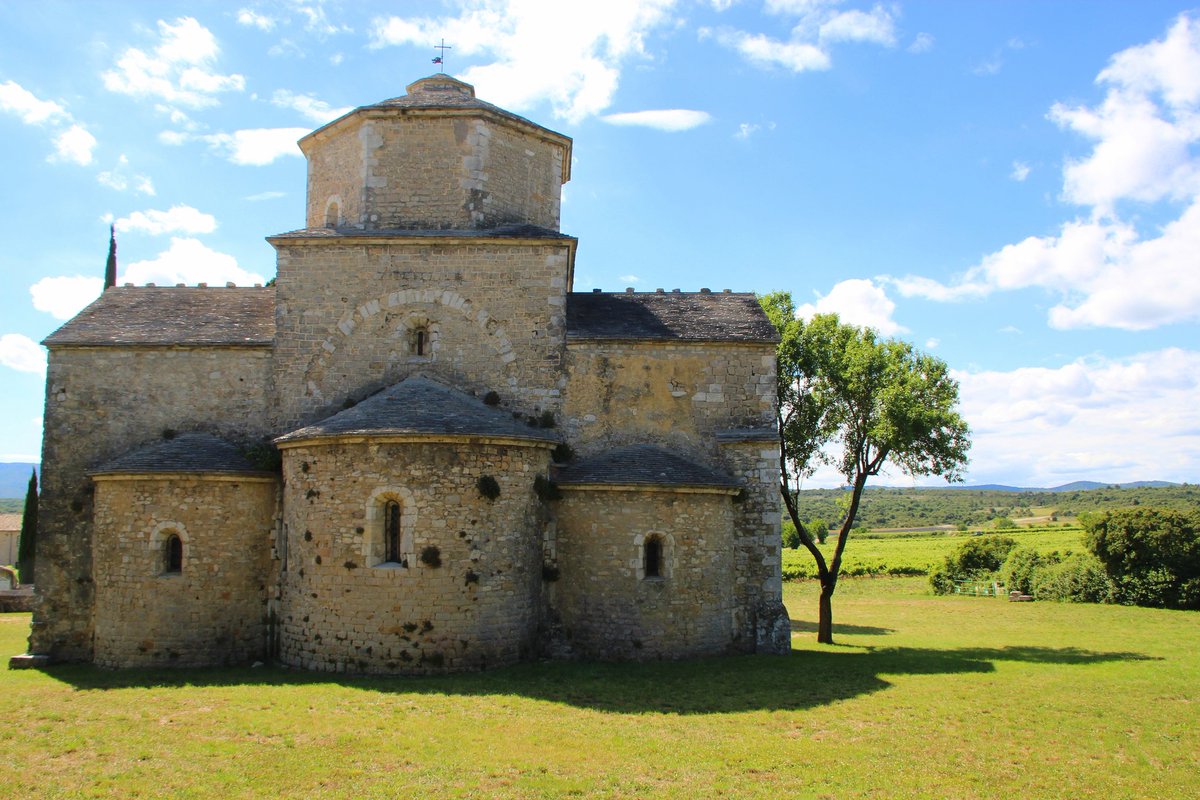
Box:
(33, 643, 1157, 716)
(790, 618, 895, 636)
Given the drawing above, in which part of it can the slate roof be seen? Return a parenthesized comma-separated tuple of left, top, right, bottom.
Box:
(43, 287, 274, 347)
(565, 292, 778, 343)
(554, 444, 739, 489)
(269, 224, 575, 241)
(276, 376, 560, 445)
(91, 433, 268, 476)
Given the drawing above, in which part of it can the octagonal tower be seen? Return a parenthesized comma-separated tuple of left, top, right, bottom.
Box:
(300, 75, 572, 231)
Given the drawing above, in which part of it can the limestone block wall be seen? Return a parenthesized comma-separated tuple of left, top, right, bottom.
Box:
(32, 345, 273, 661)
(560, 341, 777, 457)
(303, 115, 565, 231)
(717, 440, 790, 654)
(277, 438, 553, 673)
(303, 117, 363, 228)
(270, 240, 571, 429)
(91, 475, 277, 667)
(552, 488, 737, 660)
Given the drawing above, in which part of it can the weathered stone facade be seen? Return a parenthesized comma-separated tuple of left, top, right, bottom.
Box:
(28, 74, 790, 672)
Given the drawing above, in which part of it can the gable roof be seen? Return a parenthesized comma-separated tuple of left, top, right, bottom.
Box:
(0, 513, 21, 533)
(91, 433, 269, 476)
(276, 376, 560, 446)
(43, 287, 274, 347)
(554, 444, 739, 489)
(565, 292, 778, 343)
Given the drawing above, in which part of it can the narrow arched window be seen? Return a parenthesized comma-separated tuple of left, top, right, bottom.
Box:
(384, 501, 402, 563)
(164, 534, 183, 574)
(644, 536, 662, 578)
(415, 329, 427, 356)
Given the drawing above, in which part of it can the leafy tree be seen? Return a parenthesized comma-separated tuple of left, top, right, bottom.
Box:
(760, 294, 970, 643)
(17, 468, 38, 583)
(807, 517, 829, 545)
(929, 536, 1018, 594)
(1083, 507, 1200, 609)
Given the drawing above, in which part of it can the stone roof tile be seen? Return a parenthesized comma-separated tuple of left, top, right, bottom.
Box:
(277, 376, 560, 445)
(554, 444, 739, 489)
(43, 287, 274, 347)
(565, 292, 778, 343)
(92, 433, 267, 476)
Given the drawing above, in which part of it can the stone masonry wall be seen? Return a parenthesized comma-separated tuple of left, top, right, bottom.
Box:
(32, 345, 273, 660)
(561, 341, 776, 457)
(552, 488, 737, 660)
(92, 476, 277, 668)
(304, 116, 364, 228)
(277, 438, 552, 673)
(718, 440, 790, 654)
(271, 241, 571, 430)
(304, 115, 564, 231)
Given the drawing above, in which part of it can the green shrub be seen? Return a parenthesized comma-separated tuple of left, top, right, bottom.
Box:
(1001, 547, 1060, 595)
(808, 518, 829, 544)
(781, 519, 801, 549)
(1032, 553, 1113, 603)
(1084, 507, 1200, 609)
(929, 535, 1019, 594)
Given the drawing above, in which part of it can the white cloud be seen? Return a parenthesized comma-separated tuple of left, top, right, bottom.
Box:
(892, 14, 1200, 331)
(618, 274, 641, 284)
(955, 348, 1200, 486)
(925, 338, 940, 349)
(735, 121, 775, 139)
(713, 1, 895, 73)
(716, 30, 830, 72)
(97, 155, 156, 195)
(30, 276, 104, 320)
(116, 205, 217, 236)
(795, 279, 907, 335)
(819, 8, 896, 46)
(0, 334, 46, 374)
(0, 80, 68, 124)
(369, 0, 678, 123)
(236, 9, 276, 31)
(102, 17, 245, 109)
(601, 109, 711, 131)
(271, 89, 353, 124)
(201, 127, 308, 165)
(1011, 161, 1030, 181)
(121, 237, 267, 286)
(245, 190, 286, 201)
(908, 32, 934, 54)
(49, 124, 97, 165)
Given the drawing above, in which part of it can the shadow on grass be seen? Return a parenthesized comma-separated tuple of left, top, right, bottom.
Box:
(34, 644, 1158, 716)
(790, 619, 895, 636)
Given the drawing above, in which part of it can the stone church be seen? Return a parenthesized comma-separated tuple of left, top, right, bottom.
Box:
(27, 75, 790, 673)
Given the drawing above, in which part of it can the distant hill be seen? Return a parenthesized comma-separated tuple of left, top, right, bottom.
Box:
(794, 482, 1198, 530)
(947, 480, 1179, 492)
(0, 463, 38, 498)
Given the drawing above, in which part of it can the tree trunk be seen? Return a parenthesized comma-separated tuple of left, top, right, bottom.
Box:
(817, 578, 835, 644)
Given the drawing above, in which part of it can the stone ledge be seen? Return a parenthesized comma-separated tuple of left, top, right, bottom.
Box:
(8, 653, 51, 670)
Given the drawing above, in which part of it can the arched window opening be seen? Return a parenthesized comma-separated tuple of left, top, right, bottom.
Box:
(324, 199, 340, 228)
(384, 501, 402, 563)
(415, 328, 427, 356)
(644, 536, 663, 579)
(164, 534, 183, 574)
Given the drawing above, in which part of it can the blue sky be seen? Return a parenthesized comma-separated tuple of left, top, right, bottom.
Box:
(1, 0, 1198, 489)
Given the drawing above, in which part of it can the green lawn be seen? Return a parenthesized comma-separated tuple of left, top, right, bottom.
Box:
(4, 578, 1197, 799)
(783, 526, 1086, 578)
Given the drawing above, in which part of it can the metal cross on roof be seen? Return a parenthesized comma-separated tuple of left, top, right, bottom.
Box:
(432, 39, 452, 72)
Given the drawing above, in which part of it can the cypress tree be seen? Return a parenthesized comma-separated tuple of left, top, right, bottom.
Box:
(17, 468, 38, 584)
(104, 224, 117, 290)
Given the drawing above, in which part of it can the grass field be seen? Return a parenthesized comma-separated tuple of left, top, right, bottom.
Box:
(782, 526, 1086, 579)
(3, 577, 1197, 799)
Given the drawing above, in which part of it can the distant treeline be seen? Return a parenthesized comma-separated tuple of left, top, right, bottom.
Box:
(0, 498, 22, 514)
(794, 484, 1200, 530)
